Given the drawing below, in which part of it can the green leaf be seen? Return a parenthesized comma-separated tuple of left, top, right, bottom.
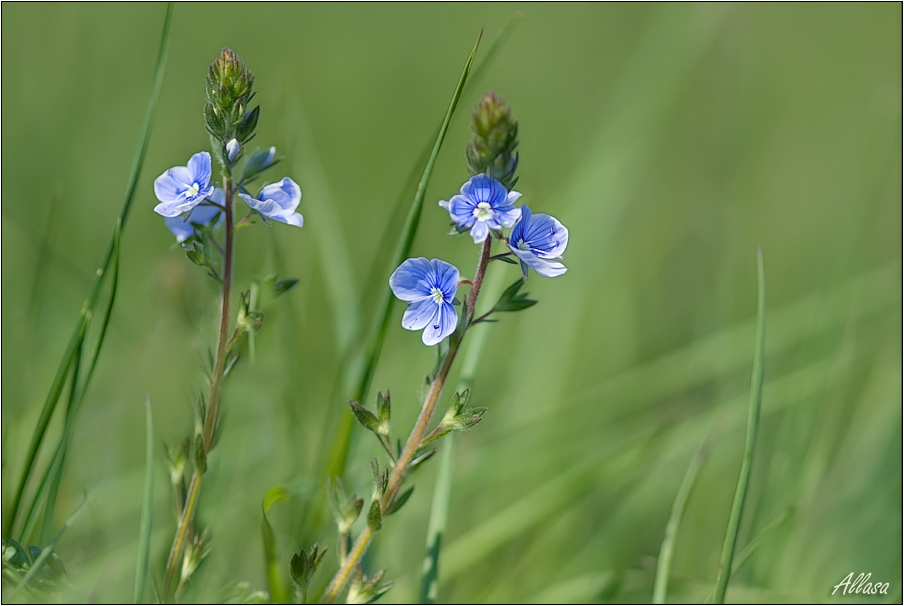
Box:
(367, 500, 382, 531)
(712, 248, 766, 604)
(133, 396, 155, 604)
(261, 486, 290, 605)
(385, 486, 414, 517)
(349, 401, 380, 435)
(320, 31, 483, 484)
(4, 2, 173, 539)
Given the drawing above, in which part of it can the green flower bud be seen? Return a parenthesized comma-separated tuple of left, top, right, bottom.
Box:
(466, 92, 520, 190)
(205, 49, 258, 146)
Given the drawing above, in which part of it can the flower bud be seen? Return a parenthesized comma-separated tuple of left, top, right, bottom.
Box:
(226, 138, 241, 163)
(466, 92, 520, 190)
(205, 49, 257, 144)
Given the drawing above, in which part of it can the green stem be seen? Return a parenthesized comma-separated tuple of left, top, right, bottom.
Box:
(162, 177, 235, 601)
(712, 248, 766, 603)
(320, 239, 493, 604)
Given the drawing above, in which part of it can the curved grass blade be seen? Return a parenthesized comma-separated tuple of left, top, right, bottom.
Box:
(3, 3, 173, 539)
(652, 433, 710, 604)
(262, 486, 290, 604)
(712, 247, 766, 604)
(321, 30, 483, 483)
(133, 396, 155, 604)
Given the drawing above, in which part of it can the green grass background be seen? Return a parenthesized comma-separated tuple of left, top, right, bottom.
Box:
(2, 3, 900, 603)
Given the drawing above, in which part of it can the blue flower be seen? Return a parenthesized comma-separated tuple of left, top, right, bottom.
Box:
(389, 258, 460, 346)
(507, 204, 568, 278)
(164, 188, 225, 243)
(238, 177, 303, 227)
(439, 174, 522, 244)
(154, 151, 214, 217)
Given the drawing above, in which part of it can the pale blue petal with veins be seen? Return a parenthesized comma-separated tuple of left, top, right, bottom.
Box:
(389, 258, 460, 346)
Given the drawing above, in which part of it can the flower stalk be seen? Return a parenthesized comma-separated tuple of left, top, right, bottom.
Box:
(320, 239, 493, 604)
(162, 177, 234, 601)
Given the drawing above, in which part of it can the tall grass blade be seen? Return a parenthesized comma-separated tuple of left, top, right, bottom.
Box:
(3, 3, 173, 539)
(712, 247, 766, 604)
(420, 268, 502, 603)
(262, 486, 290, 604)
(321, 31, 483, 482)
(133, 396, 155, 604)
(653, 433, 709, 603)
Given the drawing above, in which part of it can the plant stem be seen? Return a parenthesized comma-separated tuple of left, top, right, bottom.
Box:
(162, 177, 235, 601)
(320, 239, 493, 604)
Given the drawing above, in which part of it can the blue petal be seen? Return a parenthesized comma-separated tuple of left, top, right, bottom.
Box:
(509, 204, 531, 246)
(446, 194, 477, 228)
(511, 246, 567, 278)
(469, 220, 490, 243)
(402, 298, 438, 331)
(421, 301, 457, 346)
(164, 203, 223, 243)
(258, 178, 301, 213)
(525, 213, 569, 258)
(187, 151, 212, 186)
(270, 212, 304, 228)
(389, 257, 433, 301)
(430, 258, 460, 300)
(154, 166, 192, 203)
(154, 195, 196, 218)
(492, 204, 522, 229)
(461, 174, 507, 207)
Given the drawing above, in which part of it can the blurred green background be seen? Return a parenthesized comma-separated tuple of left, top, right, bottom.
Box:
(2, 3, 901, 603)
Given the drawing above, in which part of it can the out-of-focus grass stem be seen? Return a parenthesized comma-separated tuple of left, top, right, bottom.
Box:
(712, 247, 766, 603)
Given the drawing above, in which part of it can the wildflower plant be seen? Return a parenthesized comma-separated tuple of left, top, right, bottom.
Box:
(308, 91, 569, 604)
(152, 49, 303, 601)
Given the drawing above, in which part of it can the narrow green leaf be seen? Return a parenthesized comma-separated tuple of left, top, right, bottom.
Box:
(261, 486, 290, 605)
(4, 2, 173, 538)
(322, 30, 483, 483)
(652, 433, 709, 603)
(420, 269, 502, 603)
(133, 396, 155, 604)
(385, 486, 414, 517)
(712, 247, 766, 604)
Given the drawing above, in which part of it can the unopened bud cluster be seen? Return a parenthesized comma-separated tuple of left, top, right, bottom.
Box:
(466, 92, 520, 190)
(204, 49, 259, 168)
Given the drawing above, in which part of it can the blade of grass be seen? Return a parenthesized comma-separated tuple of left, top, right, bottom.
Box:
(37, 217, 124, 542)
(133, 396, 155, 604)
(321, 30, 483, 483)
(711, 247, 766, 604)
(262, 486, 291, 605)
(420, 268, 502, 604)
(652, 432, 710, 603)
(3, 3, 173, 539)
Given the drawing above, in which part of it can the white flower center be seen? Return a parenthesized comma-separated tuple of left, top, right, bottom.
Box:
(473, 202, 494, 222)
(430, 286, 445, 304)
(517, 238, 531, 251)
(186, 182, 200, 200)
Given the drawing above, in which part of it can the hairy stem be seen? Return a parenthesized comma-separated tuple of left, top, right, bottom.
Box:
(320, 239, 493, 604)
(162, 177, 235, 601)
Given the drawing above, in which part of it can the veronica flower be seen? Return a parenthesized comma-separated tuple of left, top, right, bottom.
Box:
(507, 204, 568, 278)
(154, 151, 214, 217)
(164, 188, 225, 243)
(439, 174, 522, 244)
(238, 177, 304, 227)
(389, 258, 460, 346)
